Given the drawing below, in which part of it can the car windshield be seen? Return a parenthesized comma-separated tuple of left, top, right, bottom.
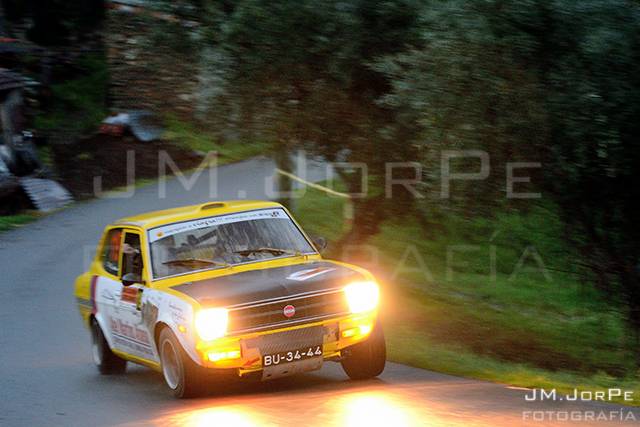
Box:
(148, 208, 315, 279)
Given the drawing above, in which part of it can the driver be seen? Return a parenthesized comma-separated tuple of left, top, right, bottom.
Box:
(152, 235, 176, 278)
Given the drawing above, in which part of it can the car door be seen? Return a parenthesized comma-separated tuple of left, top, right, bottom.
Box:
(95, 227, 154, 360)
(112, 230, 157, 361)
(95, 227, 127, 352)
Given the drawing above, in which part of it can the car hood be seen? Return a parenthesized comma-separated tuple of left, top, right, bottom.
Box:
(171, 261, 364, 307)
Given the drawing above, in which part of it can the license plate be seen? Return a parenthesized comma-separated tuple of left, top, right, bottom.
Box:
(263, 345, 322, 367)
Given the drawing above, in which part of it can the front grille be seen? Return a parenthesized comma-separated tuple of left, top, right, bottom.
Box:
(228, 290, 349, 333)
(243, 326, 324, 353)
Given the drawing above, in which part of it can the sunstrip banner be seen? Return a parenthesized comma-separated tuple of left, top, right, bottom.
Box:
(287, 267, 336, 281)
(148, 208, 288, 243)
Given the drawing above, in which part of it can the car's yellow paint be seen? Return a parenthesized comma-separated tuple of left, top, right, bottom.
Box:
(112, 349, 161, 371)
(113, 200, 284, 230)
(74, 200, 379, 374)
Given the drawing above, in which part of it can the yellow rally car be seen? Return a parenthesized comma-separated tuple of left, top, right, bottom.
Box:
(74, 201, 385, 397)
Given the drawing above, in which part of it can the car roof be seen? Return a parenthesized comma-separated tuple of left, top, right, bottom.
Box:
(113, 200, 284, 230)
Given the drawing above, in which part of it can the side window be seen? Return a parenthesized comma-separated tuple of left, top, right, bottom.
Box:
(122, 232, 143, 279)
(102, 229, 123, 276)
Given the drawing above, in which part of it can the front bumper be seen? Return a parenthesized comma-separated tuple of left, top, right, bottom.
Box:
(194, 311, 378, 375)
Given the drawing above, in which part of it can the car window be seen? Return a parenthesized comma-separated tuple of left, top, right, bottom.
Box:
(148, 208, 316, 279)
(102, 228, 123, 276)
(122, 232, 143, 279)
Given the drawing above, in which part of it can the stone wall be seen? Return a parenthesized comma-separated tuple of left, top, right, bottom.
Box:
(104, 1, 201, 120)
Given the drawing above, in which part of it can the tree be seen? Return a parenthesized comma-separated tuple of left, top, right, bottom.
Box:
(2, 0, 105, 45)
(194, 0, 425, 242)
(381, 0, 640, 353)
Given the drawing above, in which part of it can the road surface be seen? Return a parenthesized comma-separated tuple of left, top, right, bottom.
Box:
(1, 157, 638, 426)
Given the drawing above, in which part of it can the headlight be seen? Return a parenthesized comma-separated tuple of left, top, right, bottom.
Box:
(194, 308, 228, 341)
(344, 281, 379, 314)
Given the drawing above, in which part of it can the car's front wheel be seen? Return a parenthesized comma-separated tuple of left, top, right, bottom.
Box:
(158, 327, 207, 398)
(340, 320, 386, 380)
(91, 317, 127, 374)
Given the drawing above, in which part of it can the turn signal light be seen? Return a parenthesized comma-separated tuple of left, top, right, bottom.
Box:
(341, 323, 373, 339)
(207, 349, 241, 362)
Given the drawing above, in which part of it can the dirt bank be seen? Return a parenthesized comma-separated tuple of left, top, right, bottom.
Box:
(52, 134, 202, 199)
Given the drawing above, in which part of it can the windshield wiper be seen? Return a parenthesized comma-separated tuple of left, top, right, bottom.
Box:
(234, 247, 301, 257)
(162, 258, 230, 268)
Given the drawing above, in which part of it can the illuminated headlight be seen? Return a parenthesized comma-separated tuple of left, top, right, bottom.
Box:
(194, 308, 228, 341)
(344, 281, 380, 314)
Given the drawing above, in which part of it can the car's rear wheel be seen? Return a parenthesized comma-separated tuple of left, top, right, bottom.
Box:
(158, 327, 207, 398)
(91, 317, 127, 374)
(340, 320, 386, 380)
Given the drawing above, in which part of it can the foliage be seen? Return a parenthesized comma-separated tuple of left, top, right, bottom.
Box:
(181, 0, 425, 240)
(377, 0, 640, 343)
(1, 0, 105, 45)
(34, 53, 109, 136)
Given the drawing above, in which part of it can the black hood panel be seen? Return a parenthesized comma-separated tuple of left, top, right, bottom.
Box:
(172, 261, 364, 307)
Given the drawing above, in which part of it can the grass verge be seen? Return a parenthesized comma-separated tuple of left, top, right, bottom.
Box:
(291, 183, 640, 406)
(164, 115, 272, 164)
(0, 214, 37, 233)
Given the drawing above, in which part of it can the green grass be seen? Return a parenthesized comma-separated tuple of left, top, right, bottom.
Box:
(0, 214, 37, 233)
(164, 116, 272, 164)
(387, 321, 639, 405)
(36, 145, 55, 168)
(292, 183, 640, 405)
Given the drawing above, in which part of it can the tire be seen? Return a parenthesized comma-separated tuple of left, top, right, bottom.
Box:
(340, 320, 386, 380)
(158, 327, 208, 398)
(91, 317, 127, 375)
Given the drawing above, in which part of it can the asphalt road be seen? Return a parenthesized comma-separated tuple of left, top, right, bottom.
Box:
(1, 157, 638, 426)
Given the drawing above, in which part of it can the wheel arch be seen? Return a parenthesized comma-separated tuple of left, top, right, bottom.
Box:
(88, 312, 122, 358)
(153, 320, 200, 362)
(153, 321, 171, 354)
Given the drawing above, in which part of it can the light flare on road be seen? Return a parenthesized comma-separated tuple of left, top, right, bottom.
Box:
(338, 391, 425, 426)
(161, 406, 264, 427)
(149, 387, 460, 427)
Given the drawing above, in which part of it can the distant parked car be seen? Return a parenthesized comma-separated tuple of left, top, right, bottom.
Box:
(74, 201, 386, 397)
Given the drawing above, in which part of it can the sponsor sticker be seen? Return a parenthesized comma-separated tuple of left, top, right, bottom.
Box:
(121, 286, 138, 304)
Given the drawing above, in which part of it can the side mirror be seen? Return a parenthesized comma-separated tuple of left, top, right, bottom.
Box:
(311, 236, 328, 253)
(122, 272, 143, 287)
